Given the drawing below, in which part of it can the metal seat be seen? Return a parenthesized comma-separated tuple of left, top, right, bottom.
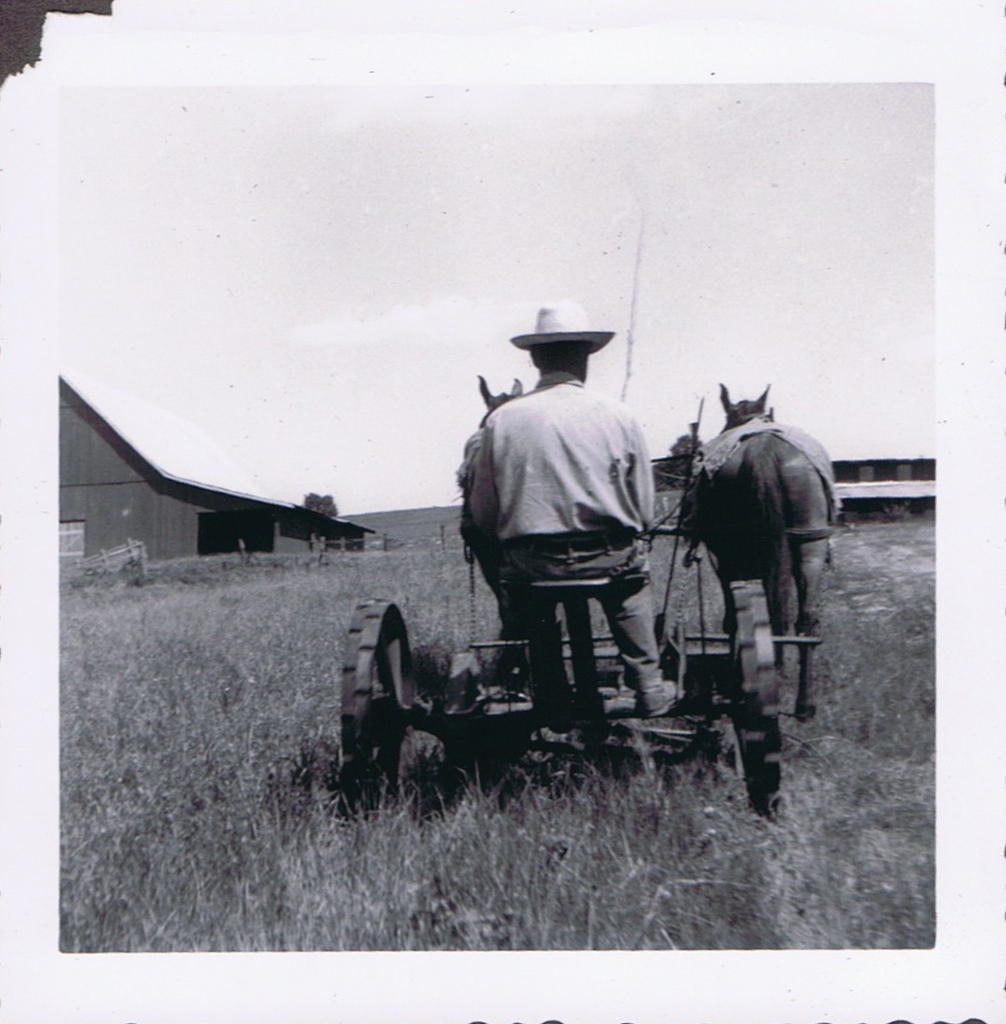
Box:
(526, 576, 613, 590)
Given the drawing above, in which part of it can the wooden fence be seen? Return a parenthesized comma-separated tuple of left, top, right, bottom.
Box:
(81, 538, 147, 576)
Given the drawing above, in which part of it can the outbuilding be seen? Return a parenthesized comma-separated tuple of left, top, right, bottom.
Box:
(651, 452, 935, 518)
(59, 376, 372, 561)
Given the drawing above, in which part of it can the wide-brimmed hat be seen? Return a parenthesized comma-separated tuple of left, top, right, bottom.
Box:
(510, 301, 614, 353)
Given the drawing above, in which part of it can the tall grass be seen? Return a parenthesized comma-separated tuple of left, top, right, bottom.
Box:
(60, 520, 934, 951)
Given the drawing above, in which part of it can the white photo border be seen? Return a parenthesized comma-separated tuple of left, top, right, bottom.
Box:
(1, 3, 1003, 1022)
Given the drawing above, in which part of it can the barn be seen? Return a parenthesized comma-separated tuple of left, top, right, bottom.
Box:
(59, 377, 372, 562)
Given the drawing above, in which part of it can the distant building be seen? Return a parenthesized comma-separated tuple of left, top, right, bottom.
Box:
(650, 454, 935, 516)
(831, 457, 935, 484)
(831, 457, 935, 517)
(59, 377, 372, 561)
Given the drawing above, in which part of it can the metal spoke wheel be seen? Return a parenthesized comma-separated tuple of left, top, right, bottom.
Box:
(729, 580, 781, 816)
(339, 600, 416, 809)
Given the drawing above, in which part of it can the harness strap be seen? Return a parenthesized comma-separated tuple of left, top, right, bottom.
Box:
(786, 526, 833, 542)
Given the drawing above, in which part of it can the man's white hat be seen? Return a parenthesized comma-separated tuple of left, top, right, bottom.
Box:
(510, 301, 615, 353)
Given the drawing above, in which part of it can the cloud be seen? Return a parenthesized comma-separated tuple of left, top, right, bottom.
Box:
(290, 295, 538, 354)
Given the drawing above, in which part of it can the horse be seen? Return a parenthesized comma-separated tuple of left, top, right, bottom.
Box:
(689, 384, 835, 720)
(457, 376, 524, 629)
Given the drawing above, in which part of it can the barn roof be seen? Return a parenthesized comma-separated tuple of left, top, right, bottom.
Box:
(60, 373, 373, 532)
(831, 456, 935, 466)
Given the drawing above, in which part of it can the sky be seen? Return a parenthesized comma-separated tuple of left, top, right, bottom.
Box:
(59, 82, 933, 514)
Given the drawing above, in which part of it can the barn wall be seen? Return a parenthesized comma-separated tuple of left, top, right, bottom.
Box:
(60, 480, 199, 559)
(61, 387, 145, 487)
(60, 478, 310, 561)
(59, 478, 281, 560)
(61, 473, 368, 560)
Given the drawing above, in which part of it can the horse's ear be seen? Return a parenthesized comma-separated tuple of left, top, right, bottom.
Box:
(756, 384, 771, 411)
(719, 383, 732, 412)
(478, 375, 492, 408)
(510, 379, 524, 397)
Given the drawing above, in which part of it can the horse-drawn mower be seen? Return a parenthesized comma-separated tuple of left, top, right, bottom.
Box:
(337, 541, 820, 817)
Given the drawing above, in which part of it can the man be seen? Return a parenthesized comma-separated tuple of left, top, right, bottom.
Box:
(466, 301, 678, 719)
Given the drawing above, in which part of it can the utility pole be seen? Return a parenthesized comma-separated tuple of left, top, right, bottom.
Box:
(620, 210, 646, 403)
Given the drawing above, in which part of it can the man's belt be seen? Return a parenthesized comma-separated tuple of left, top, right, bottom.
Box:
(503, 529, 637, 555)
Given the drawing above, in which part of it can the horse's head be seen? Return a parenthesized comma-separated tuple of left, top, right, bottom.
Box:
(459, 377, 525, 497)
(720, 383, 772, 430)
(478, 375, 523, 426)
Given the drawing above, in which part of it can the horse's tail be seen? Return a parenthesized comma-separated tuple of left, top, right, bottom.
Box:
(737, 433, 791, 636)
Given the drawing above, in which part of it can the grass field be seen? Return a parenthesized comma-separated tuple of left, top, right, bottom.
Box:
(60, 514, 934, 951)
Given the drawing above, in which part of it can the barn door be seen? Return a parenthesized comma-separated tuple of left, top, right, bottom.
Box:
(197, 511, 275, 555)
(59, 520, 86, 560)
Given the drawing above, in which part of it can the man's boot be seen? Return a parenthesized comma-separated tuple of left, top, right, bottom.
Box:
(634, 679, 680, 718)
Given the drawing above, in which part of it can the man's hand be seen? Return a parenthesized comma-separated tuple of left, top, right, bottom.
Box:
(683, 542, 702, 568)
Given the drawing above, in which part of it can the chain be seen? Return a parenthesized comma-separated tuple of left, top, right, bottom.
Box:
(695, 549, 708, 658)
(468, 555, 478, 644)
(664, 547, 697, 642)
